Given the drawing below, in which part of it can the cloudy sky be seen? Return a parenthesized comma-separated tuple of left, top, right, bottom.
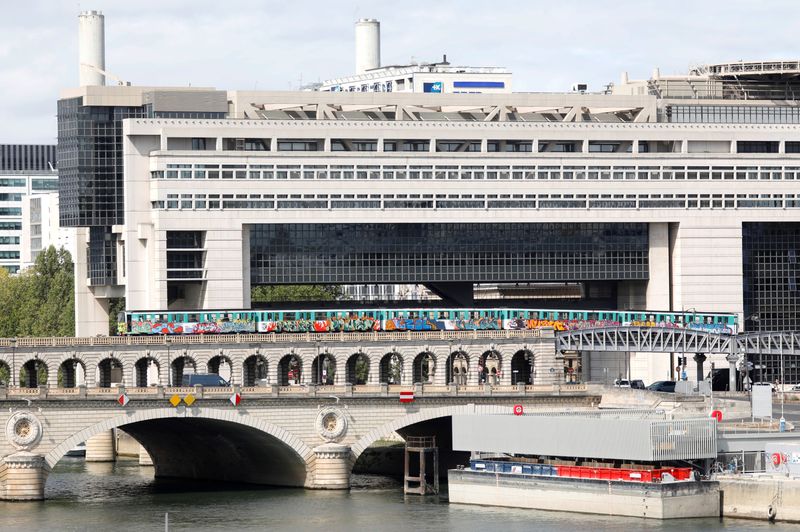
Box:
(1, 0, 798, 143)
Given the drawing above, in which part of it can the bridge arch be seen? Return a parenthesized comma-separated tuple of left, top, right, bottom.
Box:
(45, 408, 314, 487)
(379, 352, 403, 384)
(351, 404, 511, 461)
(312, 352, 336, 385)
(345, 352, 369, 385)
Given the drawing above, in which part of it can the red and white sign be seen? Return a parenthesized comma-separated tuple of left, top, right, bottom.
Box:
(399, 391, 415, 403)
(710, 410, 723, 422)
(230, 392, 241, 406)
(117, 393, 129, 407)
(513, 404, 524, 416)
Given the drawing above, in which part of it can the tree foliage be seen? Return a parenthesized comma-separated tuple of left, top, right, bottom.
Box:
(0, 246, 74, 337)
(251, 284, 345, 303)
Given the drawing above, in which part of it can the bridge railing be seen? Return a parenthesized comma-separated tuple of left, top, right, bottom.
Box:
(0, 381, 591, 400)
(0, 328, 547, 349)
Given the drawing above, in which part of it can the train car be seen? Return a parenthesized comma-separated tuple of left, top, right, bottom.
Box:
(119, 308, 738, 336)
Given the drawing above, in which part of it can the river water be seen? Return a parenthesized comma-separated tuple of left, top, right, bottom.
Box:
(0, 458, 794, 531)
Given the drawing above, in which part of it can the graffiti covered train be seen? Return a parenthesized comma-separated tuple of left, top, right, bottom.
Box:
(119, 308, 738, 336)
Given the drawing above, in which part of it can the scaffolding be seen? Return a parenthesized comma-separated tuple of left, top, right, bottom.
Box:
(404, 436, 439, 495)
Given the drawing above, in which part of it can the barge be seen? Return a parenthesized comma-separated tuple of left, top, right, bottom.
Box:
(447, 409, 721, 519)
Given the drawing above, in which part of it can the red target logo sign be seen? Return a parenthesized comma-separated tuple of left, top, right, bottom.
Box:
(772, 453, 784, 467)
(513, 404, 524, 416)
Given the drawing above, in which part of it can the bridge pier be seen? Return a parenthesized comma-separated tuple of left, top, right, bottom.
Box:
(312, 443, 351, 490)
(726, 353, 738, 392)
(0, 452, 47, 500)
(693, 354, 707, 384)
(85, 430, 116, 462)
(138, 444, 153, 466)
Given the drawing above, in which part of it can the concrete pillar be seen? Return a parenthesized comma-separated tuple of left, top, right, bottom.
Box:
(433, 352, 447, 385)
(85, 430, 116, 462)
(499, 353, 511, 385)
(727, 353, 739, 392)
(694, 354, 707, 383)
(301, 357, 313, 385)
(334, 356, 346, 385)
(0, 452, 46, 501)
(138, 444, 153, 466)
(402, 354, 412, 386)
(267, 358, 279, 386)
(368, 356, 379, 385)
(533, 332, 560, 385)
(312, 443, 351, 489)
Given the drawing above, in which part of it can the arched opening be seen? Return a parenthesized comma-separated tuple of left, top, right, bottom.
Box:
(511, 350, 533, 385)
(413, 352, 436, 384)
(278, 354, 302, 385)
(312, 353, 336, 385)
(446, 352, 469, 385)
(20, 359, 47, 388)
(207, 355, 233, 383)
(346, 353, 369, 385)
(0, 360, 10, 386)
(46, 415, 311, 496)
(478, 351, 501, 385)
(134, 357, 160, 387)
(243, 355, 268, 386)
(170, 356, 196, 386)
(96, 358, 123, 388)
(353, 414, 469, 482)
(379, 352, 403, 384)
(58, 358, 86, 388)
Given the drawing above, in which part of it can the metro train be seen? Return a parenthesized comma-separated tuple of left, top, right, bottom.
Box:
(118, 308, 738, 336)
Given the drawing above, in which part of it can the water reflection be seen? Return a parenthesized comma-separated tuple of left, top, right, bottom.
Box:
(0, 458, 794, 531)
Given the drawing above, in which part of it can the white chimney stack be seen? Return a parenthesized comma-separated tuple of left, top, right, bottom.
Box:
(355, 18, 380, 75)
(79, 10, 106, 86)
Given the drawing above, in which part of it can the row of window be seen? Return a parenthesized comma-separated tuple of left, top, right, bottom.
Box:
(0, 178, 57, 190)
(152, 192, 800, 211)
(153, 163, 800, 181)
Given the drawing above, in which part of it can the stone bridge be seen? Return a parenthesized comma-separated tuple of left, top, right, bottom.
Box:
(0, 383, 593, 500)
(0, 329, 587, 500)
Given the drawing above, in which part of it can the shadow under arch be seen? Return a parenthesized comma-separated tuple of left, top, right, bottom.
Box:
(45, 409, 313, 488)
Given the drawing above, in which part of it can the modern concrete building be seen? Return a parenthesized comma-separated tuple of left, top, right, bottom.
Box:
(0, 144, 58, 273)
(20, 192, 76, 269)
(56, 12, 800, 386)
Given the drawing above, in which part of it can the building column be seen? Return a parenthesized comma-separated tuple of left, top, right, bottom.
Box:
(334, 357, 346, 385)
(0, 452, 47, 501)
(433, 352, 447, 385)
(85, 430, 116, 462)
(312, 444, 351, 489)
(499, 352, 511, 385)
(694, 354, 707, 383)
(74, 228, 111, 337)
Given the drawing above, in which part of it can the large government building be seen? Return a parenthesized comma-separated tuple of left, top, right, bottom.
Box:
(58, 12, 800, 385)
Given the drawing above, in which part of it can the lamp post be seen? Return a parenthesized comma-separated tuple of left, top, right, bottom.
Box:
(746, 314, 761, 386)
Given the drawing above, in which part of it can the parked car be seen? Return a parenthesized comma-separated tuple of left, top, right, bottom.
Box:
(630, 380, 646, 390)
(182, 373, 230, 387)
(647, 381, 676, 393)
(614, 379, 631, 388)
(792, 384, 800, 392)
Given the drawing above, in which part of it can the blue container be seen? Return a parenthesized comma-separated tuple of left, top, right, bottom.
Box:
(522, 465, 532, 475)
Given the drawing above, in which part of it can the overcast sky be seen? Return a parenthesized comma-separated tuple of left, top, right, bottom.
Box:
(1, 0, 798, 144)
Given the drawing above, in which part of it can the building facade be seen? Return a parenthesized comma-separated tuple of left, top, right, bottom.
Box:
(56, 16, 800, 386)
(20, 192, 76, 269)
(0, 145, 58, 273)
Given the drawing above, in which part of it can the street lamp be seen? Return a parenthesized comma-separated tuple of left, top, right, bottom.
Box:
(747, 314, 761, 385)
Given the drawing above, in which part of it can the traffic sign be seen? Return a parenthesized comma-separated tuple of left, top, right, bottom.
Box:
(230, 392, 241, 406)
(399, 390, 414, 403)
(513, 404, 524, 416)
(117, 393, 129, 407)
(184, 394, 196, 406)
(169, 394, 181, 407)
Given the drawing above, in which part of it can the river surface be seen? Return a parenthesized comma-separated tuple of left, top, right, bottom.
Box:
(0, 457, 794, 531)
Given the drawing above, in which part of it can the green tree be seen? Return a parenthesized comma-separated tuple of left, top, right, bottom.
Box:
(108, 297, 126, 335)
(251, 284, 345, 303)
(0, 246, 75, 337)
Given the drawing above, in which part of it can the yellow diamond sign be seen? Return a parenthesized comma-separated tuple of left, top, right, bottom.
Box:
(184, 394, 196, 406)
(169, 394, 182, 407)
